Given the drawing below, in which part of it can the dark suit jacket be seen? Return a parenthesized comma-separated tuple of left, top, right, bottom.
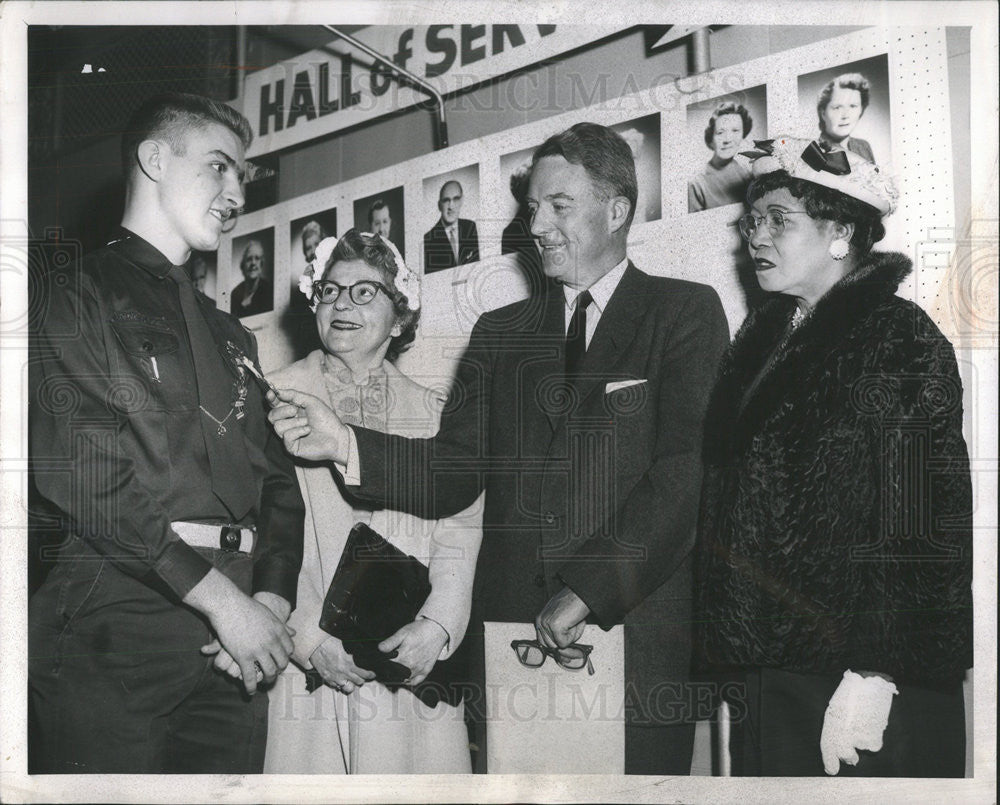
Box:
(348, 263, 728, 729)
(423, 218, 480, 274)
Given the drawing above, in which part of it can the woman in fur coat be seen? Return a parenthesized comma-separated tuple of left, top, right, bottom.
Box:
(694, 137, 972, 777)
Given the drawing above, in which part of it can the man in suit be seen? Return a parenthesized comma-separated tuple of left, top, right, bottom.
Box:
(270, 122, 728, 774)
(423, 180, 480, 274)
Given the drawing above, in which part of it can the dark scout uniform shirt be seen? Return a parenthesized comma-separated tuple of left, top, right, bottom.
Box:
(30, 230, 303, 603)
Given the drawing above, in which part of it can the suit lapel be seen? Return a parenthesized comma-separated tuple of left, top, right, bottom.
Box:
(570, 262, 648, 407)
(521, 284, 567, 434)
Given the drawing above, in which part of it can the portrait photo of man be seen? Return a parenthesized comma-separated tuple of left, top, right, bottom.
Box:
(422, 176, 480, 275)
(352, 186, 405, 259)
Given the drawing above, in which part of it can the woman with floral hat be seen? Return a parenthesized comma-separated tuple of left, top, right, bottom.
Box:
(263, 228, 482, 773)
(694, 137, 972, 777)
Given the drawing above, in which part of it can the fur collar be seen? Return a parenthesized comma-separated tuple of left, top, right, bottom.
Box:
(706, 251, 912, 458)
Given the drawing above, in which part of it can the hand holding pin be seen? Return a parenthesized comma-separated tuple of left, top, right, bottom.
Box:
(235, 353, 279, 398)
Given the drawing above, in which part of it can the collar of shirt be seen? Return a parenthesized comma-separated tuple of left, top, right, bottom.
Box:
(562, 257, 629, 319)
(107, 228, 181, 279)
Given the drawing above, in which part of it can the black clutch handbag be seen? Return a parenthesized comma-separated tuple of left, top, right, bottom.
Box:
(304, 521, 468, 708)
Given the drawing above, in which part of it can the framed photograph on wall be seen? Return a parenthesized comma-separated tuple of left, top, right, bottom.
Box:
(497, 145, 544, 293)
(499, 145, 536, 231)
(797, 54, 892, 168)
(289, 208, 337, 291)
(686, 85, 767, 214)
(611, 113, 662, 223)
(230, 227, 275, 318)
(353, 186, 405, 260)
(284, 208, 337, 359)
(420, 164, 481, 275)
(188, 250, 217, 302)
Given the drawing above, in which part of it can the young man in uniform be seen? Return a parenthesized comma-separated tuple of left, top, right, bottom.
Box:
(29, 93, 304, 773)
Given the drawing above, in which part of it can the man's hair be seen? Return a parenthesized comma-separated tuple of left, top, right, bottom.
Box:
(368, 199, 390, 225)
(817, 73, 871, 134)
(532, 122, 638, 230)
(121, 92, 253, 175)
(704, 102, 753, 148)
(301, 220, 324, 243)
(439, 180, 463, 199)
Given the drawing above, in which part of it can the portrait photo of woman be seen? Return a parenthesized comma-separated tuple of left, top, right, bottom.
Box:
(817, 73, 875, 161)
(799, 55, 892, 168)
(229, 227, 274, 318)
(687, 86, 767, 214)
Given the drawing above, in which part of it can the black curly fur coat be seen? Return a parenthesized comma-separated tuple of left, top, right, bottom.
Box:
(694, 252, 972, 686)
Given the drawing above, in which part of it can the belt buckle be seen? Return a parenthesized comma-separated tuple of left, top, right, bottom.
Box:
(219, 525, 242, 551)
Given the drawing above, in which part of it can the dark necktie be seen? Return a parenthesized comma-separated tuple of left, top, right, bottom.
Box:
(168, 266, 256, 520)
(565, 289, 594, 378)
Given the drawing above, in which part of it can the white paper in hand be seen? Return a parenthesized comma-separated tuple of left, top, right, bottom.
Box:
(484, 621, 625, 774)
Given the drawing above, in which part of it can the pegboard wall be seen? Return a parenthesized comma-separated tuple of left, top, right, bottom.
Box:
(220, 27, 956, 389)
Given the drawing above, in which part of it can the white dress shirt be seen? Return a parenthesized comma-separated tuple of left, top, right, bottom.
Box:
(561, 257, 629, 349)
(445, 222, 459, 260)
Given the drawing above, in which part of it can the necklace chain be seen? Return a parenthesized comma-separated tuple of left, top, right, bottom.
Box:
(200, 404, 235, 436)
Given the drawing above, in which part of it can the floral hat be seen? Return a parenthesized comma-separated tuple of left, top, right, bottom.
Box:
(740, 135, 899, 215)
(298, 232, 421, 313)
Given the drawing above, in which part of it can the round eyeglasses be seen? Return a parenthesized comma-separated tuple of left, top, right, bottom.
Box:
(737, 210, 811, 240)
(312, 279, 390, 306)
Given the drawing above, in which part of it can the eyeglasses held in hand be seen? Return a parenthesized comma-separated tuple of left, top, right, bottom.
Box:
(737, 210, 811, 240)
(511, 639, 595, 675)
(312, 279, 390, 306)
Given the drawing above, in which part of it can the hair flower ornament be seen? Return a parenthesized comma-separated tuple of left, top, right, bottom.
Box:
(299, 235, 339, 312)
(298, 231, 421, 312)
(359, 231, 421, 312)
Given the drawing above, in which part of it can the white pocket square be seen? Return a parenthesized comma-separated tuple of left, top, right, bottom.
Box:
(605, 379, 647, 394)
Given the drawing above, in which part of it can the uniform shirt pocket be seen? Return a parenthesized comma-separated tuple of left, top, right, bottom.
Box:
(109, 315, 195, 412)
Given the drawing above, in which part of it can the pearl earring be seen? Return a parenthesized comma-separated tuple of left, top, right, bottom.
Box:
(829, 238, 850, 261)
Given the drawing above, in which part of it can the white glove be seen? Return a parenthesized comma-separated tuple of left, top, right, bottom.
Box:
(820, 669, 898, 775)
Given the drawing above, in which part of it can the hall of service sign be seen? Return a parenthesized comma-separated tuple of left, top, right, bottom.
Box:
(239, 24, 629, 157)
